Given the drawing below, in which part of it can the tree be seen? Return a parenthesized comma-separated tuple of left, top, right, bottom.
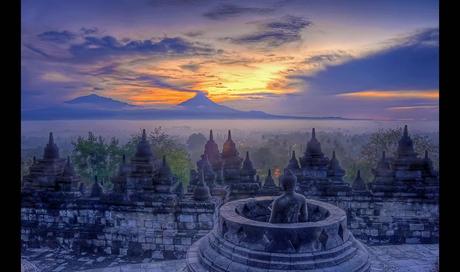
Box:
(186, 133, 207, 162)
(361, 128, 438, 168)
(357, 128, 439, 182)
(186, 133, 207, 150)
(124, 127, 193, 185)
(71, 132, 124, 188)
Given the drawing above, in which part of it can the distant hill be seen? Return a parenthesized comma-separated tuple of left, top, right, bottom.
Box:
(65, 94, 137, 109)
(22, 93, 350, 120)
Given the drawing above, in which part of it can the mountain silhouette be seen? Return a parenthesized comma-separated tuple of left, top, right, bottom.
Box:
(177, 92, 237, 113)
(65, 94, 137, 109)
(21, 93, 349, 120)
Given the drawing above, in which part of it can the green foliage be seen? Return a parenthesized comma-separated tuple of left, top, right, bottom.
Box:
(353, 128, 439, 183)
(71, 132, 124, 188)
(125, 127, 193, 185)
(360, 128, 439, 176)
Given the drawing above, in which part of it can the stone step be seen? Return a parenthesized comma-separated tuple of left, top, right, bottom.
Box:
(208, 230, 355, 263)
(200, 232, 362, 271)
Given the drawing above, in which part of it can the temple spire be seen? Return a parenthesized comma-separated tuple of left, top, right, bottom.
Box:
(222, 129, 238, 158)
(159, 155, 172, 177)
(304, 128, 323, 157)
(209, 130, 214, 141)
(288, 150, 300, 169)
(332, 150, 336, 159)
(62, 156, 75, 177)
(242, 151, 254, 170)
(352, 169, 367, 192)
(194, 170, 211, 201)
(135, 129, 153, 158)
(49, 132, 54, 144)
(43, 131, 59, 159)
(262, 168, 277, 189)
(397, 125, 416, 159)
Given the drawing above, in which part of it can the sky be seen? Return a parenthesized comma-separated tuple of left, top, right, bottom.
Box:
(21, 0, 439, 120)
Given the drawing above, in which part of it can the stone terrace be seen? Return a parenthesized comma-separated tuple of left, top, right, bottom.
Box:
(21, 244, 438, 272)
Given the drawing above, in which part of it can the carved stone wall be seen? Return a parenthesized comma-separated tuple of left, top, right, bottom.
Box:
(21, 192, 218, 260)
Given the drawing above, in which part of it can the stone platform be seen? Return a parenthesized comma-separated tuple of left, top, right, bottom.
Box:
(186, 196, 370, 272)
(21, 244, 438, 272)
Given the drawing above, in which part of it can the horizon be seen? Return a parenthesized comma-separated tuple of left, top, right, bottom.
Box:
(22, 0, 439, 121)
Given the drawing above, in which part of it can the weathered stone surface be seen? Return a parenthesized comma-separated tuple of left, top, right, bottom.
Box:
(187, 196, 370, 272)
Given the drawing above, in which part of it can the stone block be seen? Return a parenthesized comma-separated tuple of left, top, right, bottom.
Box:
(406, 237, 420, 244)
(179, 214, 195, 223)
(409, 224, 424, 231)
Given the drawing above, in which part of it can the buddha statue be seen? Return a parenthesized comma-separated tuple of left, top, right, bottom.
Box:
(269, 169, 308, 223)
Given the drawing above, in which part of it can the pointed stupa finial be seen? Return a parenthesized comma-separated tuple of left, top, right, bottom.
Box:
(311, 128, 316, 139)
(352, 169, 368, 192)
(194, 169, 211, 201)
(403, 125, 408, 137)
(209, 130, 214, 141)
(200, 169, 205, 185)
(291, 150, 296, 159)
(228, 130, 232, 140)
(44, 131, 59, 159)
(49, 132, 54, 144)
(332, 150, 336, 159)
(268, 168, 272, 177)
(142, 129, 147, 140)
(245, 151, 250, 160)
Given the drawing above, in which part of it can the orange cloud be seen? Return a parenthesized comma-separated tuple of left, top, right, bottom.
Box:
(336, 90, 438, 100)
(387, 105, 438, 111)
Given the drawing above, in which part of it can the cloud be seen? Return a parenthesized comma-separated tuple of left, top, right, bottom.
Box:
(180, 63, 201, 72)
(37, 30, 77, 43)
(183, 31, 205, 38)
(80, 27, 99, 35)
(203, 4, 274, 20)
(225, 15, 312, 47)
(132, 74, 203, 94)
(336, 90, 438, 100)
(296, 28, 439, 94)
(31, 33, 217, 62)
(304, 51, 352, 67)
(86, 63, 204, 95)
(386, 104, 438, 111)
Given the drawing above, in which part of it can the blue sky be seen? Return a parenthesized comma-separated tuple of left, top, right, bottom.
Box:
(21, 0, 439, 120)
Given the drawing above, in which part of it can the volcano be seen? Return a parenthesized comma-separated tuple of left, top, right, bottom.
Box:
(22, 93, 349, 120)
